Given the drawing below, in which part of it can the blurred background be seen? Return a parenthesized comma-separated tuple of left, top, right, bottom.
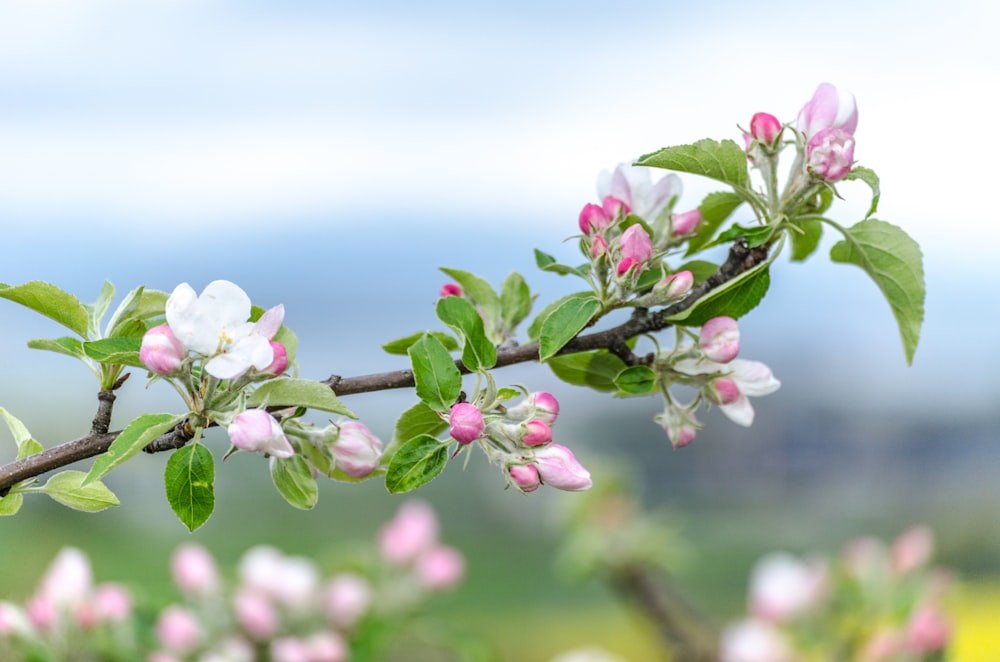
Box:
(1, 0, 998, 659)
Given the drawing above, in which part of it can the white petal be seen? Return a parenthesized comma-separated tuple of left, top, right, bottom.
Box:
(720, 395, 755, 426)
(205, 352, 253, 379)
(199, 280, 252, 331)
(673, 357, 725, 376)
(253, 304, 285, 340)
(731, 360, 781, 396)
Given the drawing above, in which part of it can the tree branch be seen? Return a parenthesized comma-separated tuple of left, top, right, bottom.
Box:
(0, 240, 769, 496)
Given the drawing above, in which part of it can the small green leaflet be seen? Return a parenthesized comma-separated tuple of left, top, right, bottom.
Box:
(26, 337, 87, 360)
(0, 406, 43, 460)
(385, 434, 450, 494)
(40, 471, 120, 512)
(391, 401, 449, 450)
(249, 378, 355, 417)
(84, 281, 115, 340)
(382, 331, 459, 356)
(0, 492, 23, 516)
(829, 218, 925, 365)
(614, 365, 659, 395)
(844, 167, 880, 219)
(789, 217, 824, 262)
(0, 281, 90, 338)
(270, 455, 319, 510)
(533, 249, 589, 277)
(538, 295, 601, 361)
(84, 413, 183, 486)
(165, 443, 215, 531)
(636, 139, 750, 189)
(439, 268, 502, 336)
(436, 295, 497, 370)
(82, 337, 144, 367)
(407, 334, 462, 412)
(666, 258, 772, 327)
(500, 272, 533, 330)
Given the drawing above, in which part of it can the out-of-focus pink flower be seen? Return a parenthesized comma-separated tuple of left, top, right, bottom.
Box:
(25, 595, 56, 631)
(904, 603, 951, 654)
(238, 547, 319, 610)
(807, 127, 855, 181)
(304, 632, 348, 662)
(331, 421, 383, 478)
(797, 82, 857, 140)
(377, 500, 440, 565)
(671, 209, 702, 236)
(506, 392, 560, 425)
(720, 619, 796, 662)
(579, 203, 612, 235)
(227, 409, 294, 459)
(439, 282, 463, 298)
(521, 420, 553, 446)
(508, 463, 541, 493)
(534, 444, 592, 491)
(140, 324, 186, 375)
(891, 525, 934, 576)
(749, 552, 827, 623)
(156, 605, 202, 655)
(37, 547, 93, 609)
(597, 163, 681, 223)
(449, 403, 485, 445)
(416, 545, 466, 591)
(859, 627, 904, 662)
(699, 316, 740, 363)
(325, 573, 372, 629)
(92, 583, 132, 623)
(749, 112, 782, 146)
(171, 543, 220, 597)
(233, 588, 280, 641)
(271, 636, 311, 662)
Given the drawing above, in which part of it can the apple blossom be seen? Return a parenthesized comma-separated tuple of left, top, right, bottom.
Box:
(449, 402, 485, 444)
(233, 588, 280, 640)
(0, 601, 31, 638)
(264, 341, 289, 376)
(330, 421, 383, 478)
(156, 605, 202, 655)
(707, 377, 741, 405)
(597, 162, 681, 223)
(720, 619, 796, 662)
(238, 547, 319, 609)
(749, 112, 782, 146)
(171, 542, 220, 597)
(749, 552, 826, 623)
(903, 604, 951, 654)
(227, 409, 294, 459)
(377, 500, 440, 565)
(324, 573, 372, 628)
(415, 545, 465, 591)
(534, 443, 592, 491)
(439, 282, 462, 298)
(655, 270, 694, 300)
(508, 463, 541, 493)
(36, 547, 92, 609)
(699, 316, 740, 363)
(674, 358, 780, 427)
(601, 195, 629, 220)
(655, 402, 699, 449)
(92, 584, 132, 623)
(521, 420, 553, 446)
(671, 209, 702, 236)
(797, 82, 857, 140)
(807, 126, 855, 181)
(578, 202, 612, 235)
(589, 234, 609, 259)
(140, 324, 185, 375)
(505, 391, 560, 425)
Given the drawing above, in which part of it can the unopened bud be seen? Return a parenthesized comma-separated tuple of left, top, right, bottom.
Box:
(140, 324, 185, 375)
(227, 409, 294, 459)
(331, 421, 383, 478)
(533, 443, 592, 491)
(601, 195, 629, 220)
(672, 209, 702, 236)
(699, 316, 740, 363)
(508, 463, 541, 493)
(439, 283, 462, 298)
(449, 403, 485, 444)
(521, 420, 553, 446)
(750, 112, 782, 146)
(264, 341, 288, 376)
(655, 270, 694, 300)
(579, 203, 612, 235)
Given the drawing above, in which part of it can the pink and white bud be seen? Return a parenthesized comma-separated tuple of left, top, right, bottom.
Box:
(227, 409, 294, 459)
(601, 195, 629, 220)
(331, 421, 383, 478)
(439, 282, 462, 298)
(263, 341, 288, 376)
(655, 270, 694, 300)
(589, 234, 610, 259)
(618, 224, 652, 265)
(140, 324, 186, 375)
(449, 403, 485, 445)
(891, 525, 934, 576)
(521, 420, 553, 446)
(699, 316, 740, 363)
(707, 377, 742, 405)
(377, 500, 440, 565)
(156, 605, 202, 655)
(807, 127, 855, 181)
(507, 391, 560, 425)
(656, 403, 699, 449)
(37, 547, 92, 609)
(325, 573, 373, 629)
(797, 82, 858, 139)
(578, 203, 612, 235)
(508, 463, 541, 493)
(25, 594, 56, 631)
(416, 545, 465, 591)
(171, 543, 220, 597)
(534, 443, 592, 491)
(92, 583, 132, 623)
(903, 604, 951, 654)
(749, 112, 782, 146)
(720, 619, 796, 662)
(671, 209, 702, 236)
(749, 553, 827, 623)
(233, 588, 280, 640)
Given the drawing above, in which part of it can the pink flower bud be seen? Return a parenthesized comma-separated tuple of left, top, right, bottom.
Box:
(615, 256, 637, 277)
(707, 377, 742, 405)
(699, 316, 740, 363)
(671, 209, 702, 236)
(891, 526, 934, 576)
(377, 500, 440, 565)
(533, 443, 592, 491)
(38, 547, 92, 609)
(156, 605, 202, 654)
(656, 270, 694, 300)
(233, 588, 280, 641)
(25, 594, 56, 631)
(264, 341, 288, 376)
(521, 420, 552, 446)
(304, 632, 348, 662)
(578, 202, 612, 235)
(416, 545, 465, 591)
(506, 391, 560, 425)
(797, 82, 858, 139)
(271, 637, 311, 662)
(618, 224, 652, 264)
(903, 604, 951, 654)
(331, 421, 383, 478)
(325, 573, 372, 629)
(227, 409, 294, 459)
(92, 583, 132, 623)
(171, 543, 220, 597)
(807, 126, 855, 181)
(508, 463, 541, 493)
(449, 403, 485, 444)
(589, 234, 610, 259)
(140, 324, 186, 375)
(601, 195, 629, 219)
(439, 282, 462, 298)
(750, 112, 782, 146)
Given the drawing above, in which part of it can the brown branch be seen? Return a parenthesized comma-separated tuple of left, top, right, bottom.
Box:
(0, 240, 769, 496)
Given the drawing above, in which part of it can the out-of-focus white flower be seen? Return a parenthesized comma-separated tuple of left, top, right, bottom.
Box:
(720, 618, 797, 662)
(749, 552, 826, 622)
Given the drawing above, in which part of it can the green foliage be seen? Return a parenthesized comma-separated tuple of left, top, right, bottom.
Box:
(667, 260, 771, 327)
(26, 337, 87, 360)
(547, 350, 628, 392)
(711, 224, 774, 249)
(687, 191, 745, 254)
(789, 217, 824, 262)
(39, 471, 120, 512)
(1, 406, 43, 460)
(636, 139, 750, 189)
(436, 295, 497, 370)
(0, 491, 23, 516)
(384, 434, 450, 494)
(249, 378, 355, 417)
(614, 365, 659, 395)
(84, 413, 183, 486)
(164, 443, 215, 531)
(382, 331, 459, 355)
(845, 167, 880, 219)
(82, 337, 144, 367)
(500, 271, 533, 330)
(439, 267, 502, 337)
(0, 280, 90, 337)
(84, 281, 116, 339)
(829, 218, 925, 364)
(539, 295, 601, 361)
(270, 455, 319, 510)
(391, 401, 448, 450)
(534, 249, 588, 277)
(408, 333, 462, 412)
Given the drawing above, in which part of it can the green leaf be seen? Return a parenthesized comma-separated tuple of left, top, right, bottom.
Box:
(845, 167, 880, 218)
(41, 471, 120, 512)
(1, 406, 44, 460)
(829, 218, 925, 364)
(407, 334, 462, 412)
(436, 295, 496, 370)
(547, 350, 628, 392)
(500, 272, 533, 330)
(539, 295, 601, 361)
(82, 337, 143, 367)
(636, 139, 749, 189)
(0, 492, 23, 516)
(382, 331, 458, 355)
(527, 291, 594, 341)
(686, 191, 745, 254)
(711, 223, 773, 249)
(0, 281, 90, 338)
(534, 249, 589, 277)
(666, 258, 772, 327)
(165, 443, 215, 531)
(270, 455, 319, 510)
(385, 434, 449, 494)
(390, 402, 448, 451)
(614, 365, 659, 395)
(249, 379, 355, 417)
(439, 268, 501, 335)
(84, 281, 115, 339)
(676, 260, 719, 284)
(26, 337, 87, 360)
(789, 218, 824, 262)
(84, 413, 182, 486)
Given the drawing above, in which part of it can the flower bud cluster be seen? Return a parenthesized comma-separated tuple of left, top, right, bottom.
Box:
(284, 419, 385, 479)
(721, 527, 952, 662)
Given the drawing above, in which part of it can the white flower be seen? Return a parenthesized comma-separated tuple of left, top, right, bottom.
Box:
(749, 553, 826, 622)
(720, 619, 796, 662)
(674, 358, 780, 426)
(165, 280, 284, 379)
(597, 162, 681, 223)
